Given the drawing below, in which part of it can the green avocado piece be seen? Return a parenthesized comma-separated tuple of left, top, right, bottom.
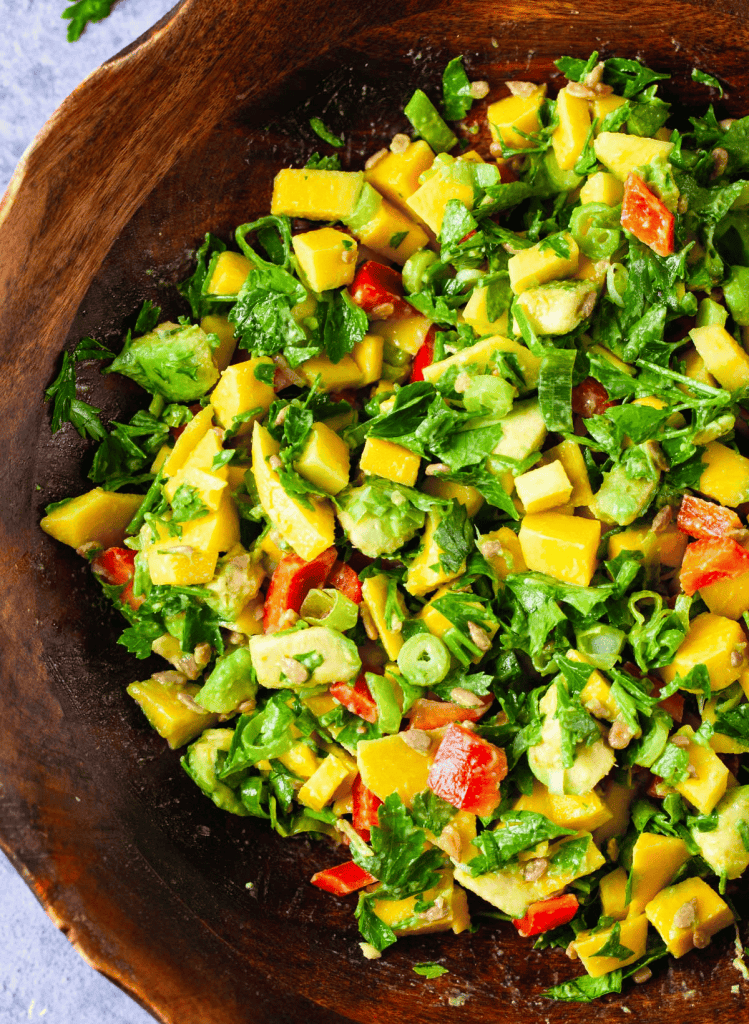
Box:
(249, 625, 361, 689)
(723, 266, 749, 326)
(182, 728, 249, 815)
(623, 708, 670, 769)
(108, 320, 219, 401)
(692, 785, 749, 880)
(542, 148, 584, 195)
(337, 480, 426, 558)
(204, 548, 262, 622)
(194, 647, 257, 714)
(591, 455, 660, 526)
(514, 280, 597, 336)
(490, 398, 547, 462)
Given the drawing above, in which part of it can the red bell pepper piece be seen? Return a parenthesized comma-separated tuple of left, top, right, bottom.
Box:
(92, 547, 143, 611)
(409, 326, 436, 383)
(571, 377, 613, 418)
(427, 723, 507, 817)
(512, 893, 579, 938)
(263, 546, 338, 633)
(679, 536, 749, 595)
(330, 673, 378, 724)
(677, 494, 742, 540)
(310, 860, 377, 896)
(352, 774, 382, 840)
(621, 173, 674, 257)
(327, 560, 362, 604)
(350, 261, 414, 319)
(406, 695, 493, 731)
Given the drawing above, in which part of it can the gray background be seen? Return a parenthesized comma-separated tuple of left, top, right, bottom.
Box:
(1, 4, 175, 1021)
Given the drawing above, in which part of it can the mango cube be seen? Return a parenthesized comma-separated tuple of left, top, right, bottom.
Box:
(519, 512, 601, 586)
(627, 833, 692, 916)
(361, 574, 407, 660)
(163, 466, 228, 512)
(552, 87, 592, 171)
(354, 197, 428, 265)
(127, 677, 218, 749)
(659, 612, 746, 693)
(206, 251, 252, 295)
(645, 877, 734, 957)
(487, 85, 546, 150)
(211, 358, 277, 436)
(599, 867, 629, 921)
(363, 140, 435, 212)
(699, 441, 749, 508)
(682, 346, 717, 389)
(422, 335, 541, 391)
(377, 313, 433, 355)
(423, 479, 484, 518)
(271, 168, 364, 221)
(406, 173, 475, 236)
(163, 404, 215, 477)
(405, 511, 466, 597)
(292, 227, 357, 292)
(297, 753, 354, 811)
(593, 132, 674, 181)
(41, 488, 143, 550)
(357, 732, 437, 807)
(478, 527, 527, 581)
(294, 421, 350, 495)
(359, 436, 420, 487)
(299, 354, 364, 392)
(351, 333, 384, 385)
(690, 323, 749, 391)
(147, 544, 218, 586)
(514, 460, 573, 513)
(607, 524, 687, 568)
(515, 280, 597, 335)
(462, 285, 510, 337)
(373, 870, 469, 936)
(672, 725, 729, 815)
(541, 440, 594, 507)
(574, 914, 649, 977)
(591, 93, 627, 125)
(200, 314, 237, 372)
(513, 779, 612, 833)
(508, 233, 579, 294)
(579, 171, 624, 206)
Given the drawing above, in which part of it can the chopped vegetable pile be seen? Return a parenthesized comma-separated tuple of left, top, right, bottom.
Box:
(41, 52, 749, 1002)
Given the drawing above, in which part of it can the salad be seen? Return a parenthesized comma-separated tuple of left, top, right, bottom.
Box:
(41, 52, 749, 1003)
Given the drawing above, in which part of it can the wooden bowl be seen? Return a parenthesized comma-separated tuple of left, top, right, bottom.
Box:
(1, 1, 748, 1021)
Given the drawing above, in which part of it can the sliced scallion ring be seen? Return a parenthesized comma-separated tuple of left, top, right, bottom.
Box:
(397, 633, 451, 687)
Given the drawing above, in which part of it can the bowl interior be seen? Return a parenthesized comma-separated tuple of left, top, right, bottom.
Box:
(3, 1, 749, 1022)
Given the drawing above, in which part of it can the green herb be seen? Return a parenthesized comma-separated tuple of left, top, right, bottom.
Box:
(413, 962, 449, 979)
(467, 811, 575, 875)
(692, 68, 724, 97)
(442, 56, 473, 120)
(591, 922, 634, 961)
(170, 484, 210, 523)
(45, 336, 113, 439)
(309, 118, 345, 148)
(62, 0, 112, 41)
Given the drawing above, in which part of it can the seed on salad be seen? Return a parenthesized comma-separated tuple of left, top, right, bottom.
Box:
(152, 670, 188, 686)
(489, 141, 505, 158)
(439, 824, 463, 861)
(421, 896, 448, 921)
(401, 729, 432, 753)
(671, 734, 691, 748)
(673, 898, 699, 930)
(480, 539, 503, 559)
(720, 118, 736, 131)
(390, 133, 411, 154)
(584, 61, 606, 88)
(280, 656, 308, 684)
(177, 692, 207, 714)
(238, 700, 256, 714)
(686, 762, 698, 777)
(268, 455, 283, 471)
(194, 642, 212, 667)
(450, 687, 485, 709)
(693, 929, 711, 949)
(565, 942, 579, 960)
(523, 858, 549, 882)
(274, 406, 289, 427)
(467, 621, 491, 652)
(505, 80, 536, 97)
(341, 247, 357, 264)
(361, 605, 379, 641)
(566, 80, 597, 99)
(425, 462, 450, 476)
(454, 372, 472, 393)
(651, 505, 673, 533)
(365, 147, 388, 170)
(731, 648, 745, 667)
(711, 147, 729, 178)
(470, 80, 490, 99)
(608, 720, 635, 750)
(371, 302, 395, 319)
(633, 966, 653, 984)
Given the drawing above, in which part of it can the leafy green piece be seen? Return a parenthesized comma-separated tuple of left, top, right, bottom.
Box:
(433, 501, 473, 574)
(467, 811, 575, 876)
(45, 336, 113, 439)
(650, 742, 690, 786)
(355, 894, 397, 952)
(591, 922, 634, 961)
(442, 56, 473, 120)
(413, 962, 449, 978)
(177, 233, 227, 320)
(170, 484, 210, 523)
(692, 68, 724, 97)
(543, 970, 622, 1002)
(62, 0, 112, 41)
(411, 789, 458, 835)
(309, 118, 345, 148)
(538, 348, 576, 432)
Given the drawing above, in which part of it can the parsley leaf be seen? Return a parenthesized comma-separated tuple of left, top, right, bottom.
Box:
(413, 962, 449, 978)
(309, 118, 345, 148)
(170, 484, 210, 523)
(442, 56, 474, 120)
(62, 0, 112, 41)
(467, 811, 575, 875)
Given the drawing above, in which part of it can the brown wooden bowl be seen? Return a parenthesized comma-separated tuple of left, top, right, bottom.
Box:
(2, 0, 749, 1021)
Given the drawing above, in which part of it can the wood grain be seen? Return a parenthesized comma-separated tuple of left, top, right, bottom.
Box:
(1, 0, 749, 1021)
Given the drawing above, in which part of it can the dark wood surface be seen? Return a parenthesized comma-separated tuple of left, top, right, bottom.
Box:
(1, 0, 749, 1021)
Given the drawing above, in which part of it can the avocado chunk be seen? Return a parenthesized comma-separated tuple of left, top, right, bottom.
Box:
(337, 480, 427, 558)
(723, 266, 749, 326)
(109, 320, 219, 401)
(515, 280, 597, 336)
(591, 452, 660, 526)
(194, 647, 257, 714)
(249, 625, 361, 689)
(182, 728, 249, 815)
(490, 398, 547, 462)
(527, 682, 615, 795)
(204, 548, 263, 622)
(692, 785, 749, 880)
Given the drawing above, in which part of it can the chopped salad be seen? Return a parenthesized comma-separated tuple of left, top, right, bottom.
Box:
(41, 52, 749, 1002)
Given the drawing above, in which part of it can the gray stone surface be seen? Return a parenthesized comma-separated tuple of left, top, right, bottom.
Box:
(2, 6, 174, 1021)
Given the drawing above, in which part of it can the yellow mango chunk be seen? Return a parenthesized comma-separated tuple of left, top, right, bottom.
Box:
(690, 323, 749, 390)
(607, 524, 687, 569)
(372, 870, 469, 936)
(351, 333, 384, 385)
(359, 436, 420, 487)
(377, 314, 433, 355)
(672, 724, 729, 815)
(552, 87, 592, 171)
(462, 285, 510, 337)
(422, 335, 541, 391)
(150, 445, 171, 475)
(514, 461, 573, 514)
(298, 354, 364, 392)
(600, 867, 629, 921)
(593, 777, 634, 848)
(363, 140, 435, 212)
(703, 695, 749, 754)
(41, 488, 143, 550)
(579, 171, 624, 206)
(206, 251, 252, 295)
(519, 513, 601, 587)
(627, 833, 691, 916)
(508, 233, 579, 294)
(294, 421, 350, 495)
(423, 479, 484, 518)
(226, 598, 264, 637)
(541, 440, 594, 508)
(292, 227, 357, 292)
(487, 85, 546, 150)
(405, 512, 465, 597)
(514, 779, 612, 833)
(251, 422, 335, 561)
(699, 441, 749, 507)
(270, 168, 364, 221)
(574, 914, 648, 977)
(361, 574, 407, 660)
(417, 585, 497, 664)
(593, 132, 674, 181)
(591, 93, 627, 124)
(659, 612, 746, 693)
(405, 173, 475, 236)
(357, 732, 437, 807)
(645, 877, 734, 958)
(354, 197, 428, 265)
(579, 670, 620, 722)
(182, 429, 226, 477)
(127, 678, 218, 749)
(479, 527, 527, 581)
(700, 570, 749, 619)
(148, 544, 218, 586)
(681, 346, 717, 390)
(177, 489, 240, 554)
(298, 753, 354, 811)
(201, 314, 238, 372)
(163, 405, 214, 478)
(163, 466, 227, 512)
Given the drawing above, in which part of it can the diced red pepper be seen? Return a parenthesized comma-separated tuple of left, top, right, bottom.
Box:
(409, 326, 436, 383)
(330, 673, 378, 724)
(350, 261, 415, 319)
(352, 774, 382, 839)
(310, 860, 377, 896)
(679, 536, 749, 595)
(263, 546, 338, 633)
(406, 695, 493, 731)
(677, 494, 742, 540)
(571, 377, 613, 418)
(92, 546, 144, 611)
(621, 173, 674, 258)
(327, 560, 362, 604)
(427, 723, 507, 817)
(512, 893, 579, 938)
